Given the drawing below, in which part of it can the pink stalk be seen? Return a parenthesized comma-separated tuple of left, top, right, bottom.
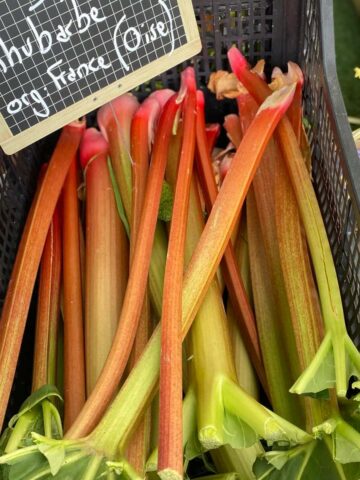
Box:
(97, 94, 139, 221)
(80, 128, 129, 396)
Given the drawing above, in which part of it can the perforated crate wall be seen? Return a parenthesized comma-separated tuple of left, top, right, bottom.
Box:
(300, 0, 360, 346)
(0, 149, 40, 308)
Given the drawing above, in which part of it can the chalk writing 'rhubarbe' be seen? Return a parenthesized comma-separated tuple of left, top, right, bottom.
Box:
(0, 0, 106, 73)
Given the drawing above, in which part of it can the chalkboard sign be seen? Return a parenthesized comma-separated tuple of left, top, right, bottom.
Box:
(0, 0, 200, 154)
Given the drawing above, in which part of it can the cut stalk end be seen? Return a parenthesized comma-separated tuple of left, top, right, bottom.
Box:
(198, 427, 223, 450)
(158, 468, 183, 480)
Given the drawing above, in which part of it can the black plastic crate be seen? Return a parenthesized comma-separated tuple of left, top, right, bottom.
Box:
(1, 0, 360, 414)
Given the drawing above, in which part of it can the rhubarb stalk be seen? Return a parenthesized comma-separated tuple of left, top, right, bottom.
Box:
(32, 204, 62, 391)
(127, 93, 170, 474)
(0, 121, 84, 431)
(62, 157, 86, 430)
(246, 188, 303, 424)
(98, 94, 139, 221)
(195, 90, 266, 391)
(80, 128, 129, 396)
(126, 96, 156, 475)
(236, 91, 304, 424)
(158, 68, 197, 480)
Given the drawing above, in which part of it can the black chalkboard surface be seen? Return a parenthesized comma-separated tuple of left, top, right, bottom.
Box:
(0, 0, 200, 154)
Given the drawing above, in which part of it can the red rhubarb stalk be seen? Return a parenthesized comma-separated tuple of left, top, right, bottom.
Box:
(127, 94, 164, 473)
(158, 69, 197, 480)
(0, 121, 85, 431)
(127, 91, 173, 474)
(62, 157, 86, 430)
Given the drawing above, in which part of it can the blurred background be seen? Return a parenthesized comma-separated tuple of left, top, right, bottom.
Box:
(334, 0, 360, 127)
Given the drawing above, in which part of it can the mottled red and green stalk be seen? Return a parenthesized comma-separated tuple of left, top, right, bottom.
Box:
(269, 71, 329, 427)
(195, 90, 266, 391)
(228, 46, 360, 397)
(274, 143, 331, 428)
(0, 121, 84, 431)
(62, 156, 86, 430)
(80, 128, 129, 396)
(32, 203, 62, 392)
(228, 215, 258, 398)
(236, 92, 303, 424)
(158, 68, 197, 480)
(66, 94, 181, 439)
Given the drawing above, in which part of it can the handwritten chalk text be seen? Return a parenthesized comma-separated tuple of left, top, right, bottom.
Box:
(0, 0, 176, 120)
